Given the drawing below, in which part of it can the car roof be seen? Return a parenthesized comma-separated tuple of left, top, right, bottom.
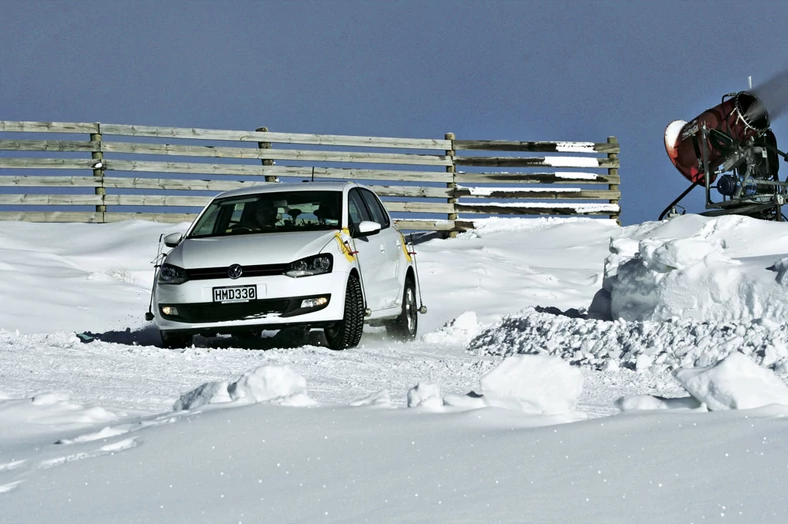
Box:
(214, 181, 359, 200)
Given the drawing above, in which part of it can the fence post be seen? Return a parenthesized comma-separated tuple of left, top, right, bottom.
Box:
(445, 132, 457, 238)
(256, 126, 277, 182)
(91, 123, 105, 222)
(607, 136, 620, 225)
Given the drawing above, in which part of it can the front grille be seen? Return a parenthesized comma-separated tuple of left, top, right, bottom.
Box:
(186, 263, 288, 280)
(174, 299, 289, 322)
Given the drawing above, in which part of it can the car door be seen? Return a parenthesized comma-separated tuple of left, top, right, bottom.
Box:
(358, 188, 402, 306)
(347, 189, 387, 310)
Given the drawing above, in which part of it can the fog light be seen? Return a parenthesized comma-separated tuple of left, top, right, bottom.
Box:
(162, 306, 179, 316)
(300, 297, 328, 309)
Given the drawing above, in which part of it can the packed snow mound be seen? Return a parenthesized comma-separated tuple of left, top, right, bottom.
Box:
(480, 355, 583, 415)
(173, 365, 314, 411)
(421, 311, 483, 346)
(673, 351, 788, 410)
(469, 308, 788, 376)
(0, 391, 119, 439)
(600, 214, 788, 323)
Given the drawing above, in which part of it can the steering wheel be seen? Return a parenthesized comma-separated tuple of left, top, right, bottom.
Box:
(229, 223, 256, 233)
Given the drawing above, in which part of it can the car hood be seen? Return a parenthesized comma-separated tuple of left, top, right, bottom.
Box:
(167, 230, 339, 269)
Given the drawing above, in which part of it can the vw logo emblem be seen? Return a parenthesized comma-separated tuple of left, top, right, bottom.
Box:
(227, 264, 243, 279)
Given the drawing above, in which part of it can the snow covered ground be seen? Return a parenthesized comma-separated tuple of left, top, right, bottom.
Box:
(3, 214, 788, 523)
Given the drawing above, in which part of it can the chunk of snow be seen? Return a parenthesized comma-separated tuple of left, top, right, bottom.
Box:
(480, 355, 583, 414)
(407, 383, 443, 409)
(673, 352, 788, 410)
(174, 365, 313, 411)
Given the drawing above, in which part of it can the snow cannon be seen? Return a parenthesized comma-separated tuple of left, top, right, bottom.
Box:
(665, 91, 769, 184)
(660, 91, 788, 221)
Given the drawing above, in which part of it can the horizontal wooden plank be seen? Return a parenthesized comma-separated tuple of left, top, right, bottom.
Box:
(0, 194, 103, 205)
(455, 156, 619, 169)
(103, 212, 197, 223)
(456, 187, 621, 200)
(0, 176, 102, 187)
(0, 211, 102, 222)
(100, 177, 254, 191)
(0, 121, 99, 134)
(306, 167, 452, 183)
(102, 142, 451, 166)
(99, 124, 452, 150)
(456, 203, 620, 216)
(0, 158, 97, 170)
(103, 161, 453, 182)
(393, 219, 458, 232)
(383, 201, 455, 214)
(367, 185, 453, 199)
(104, 195, 212, 207)
(454, 140, 619, 154)
(455, 172, 620, 184)
(0, 140, 99, 153)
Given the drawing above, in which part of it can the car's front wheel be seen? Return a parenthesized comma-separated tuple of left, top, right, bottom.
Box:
(385, 277, 418, 341)
(324, 274, 364, 350)
(160, 330, 193, 349)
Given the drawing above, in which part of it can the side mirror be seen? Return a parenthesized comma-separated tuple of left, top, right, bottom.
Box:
(163, 232, 183, 248)
(354, 221, 382, 238)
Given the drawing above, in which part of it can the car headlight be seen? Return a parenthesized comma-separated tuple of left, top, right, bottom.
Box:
(285, 254, 333, 278)
(158, 263, 188, 285)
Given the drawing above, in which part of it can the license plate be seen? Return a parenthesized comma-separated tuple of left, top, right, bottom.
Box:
(213, 285, 257, 303)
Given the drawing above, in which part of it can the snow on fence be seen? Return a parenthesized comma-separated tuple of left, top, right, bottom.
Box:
(0, 121, 621, 233)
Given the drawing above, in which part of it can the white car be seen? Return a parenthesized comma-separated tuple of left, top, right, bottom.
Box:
(149, 182, 422, 349)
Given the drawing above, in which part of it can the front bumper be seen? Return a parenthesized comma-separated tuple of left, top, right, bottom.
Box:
(154, 272, 347, 333)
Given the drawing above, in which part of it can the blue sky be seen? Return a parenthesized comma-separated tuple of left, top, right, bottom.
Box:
(3, 0, 788, 225)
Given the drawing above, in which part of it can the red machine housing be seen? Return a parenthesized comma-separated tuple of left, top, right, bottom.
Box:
(665, 91, 770, 183)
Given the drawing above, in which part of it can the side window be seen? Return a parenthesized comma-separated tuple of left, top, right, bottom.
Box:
(347, 190, 371, 229)
(359, 189, 391, 229)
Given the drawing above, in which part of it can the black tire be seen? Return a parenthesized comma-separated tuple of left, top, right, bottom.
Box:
(385, 277, 418, 341)
(160, 330, 192, 349)
(324, 274, 364, 350)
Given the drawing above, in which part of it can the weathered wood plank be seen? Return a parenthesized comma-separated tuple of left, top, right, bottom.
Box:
(456, 203, 620, 216)
(0, 211, 102, 222)
(0, 158, 97, 169)
(305, 167, 453, 183)
(455, 172, 620, 184)
(100, 124, 451, 150)
(102, 142, 452, 166)
(0, 140, 99, 152)
(104, 195, 212, 207)
(100, 177, 255, 191)
(103, 160, 454, 182)
(0, 121, 99, 134)
(103, 212, 197, 223)
(367, 185, 453, 198)
(0, 194, 103, 205)
(393, 219, 458, 232)
(0, 176, 102, 187)
(454, 140, 620, 154)
(455, 156, 619, 169)
(382, 201, 455, 213)
(456, 188, 621, 200)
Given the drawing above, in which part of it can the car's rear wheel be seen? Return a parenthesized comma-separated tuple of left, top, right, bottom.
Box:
(160, 330, 192, 349)
(385, 277, 418, 341)
(324, 274, 364, 350)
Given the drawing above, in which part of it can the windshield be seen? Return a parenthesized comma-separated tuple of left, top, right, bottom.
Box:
(188, 190, 342, 238)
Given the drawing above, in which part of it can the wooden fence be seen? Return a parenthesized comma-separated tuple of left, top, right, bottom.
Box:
(0, 121, 621, 232)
